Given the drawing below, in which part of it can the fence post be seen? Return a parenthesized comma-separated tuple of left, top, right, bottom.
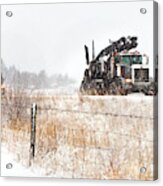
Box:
(29, 103, 37, 166)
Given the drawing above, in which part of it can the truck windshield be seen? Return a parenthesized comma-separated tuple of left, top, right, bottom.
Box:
(121, 55, 142, 64)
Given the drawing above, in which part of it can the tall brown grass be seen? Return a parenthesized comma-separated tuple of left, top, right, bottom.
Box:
(1, 93, 155, 180)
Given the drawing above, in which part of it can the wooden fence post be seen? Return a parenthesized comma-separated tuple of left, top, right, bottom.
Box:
(29, 103, 37, 166)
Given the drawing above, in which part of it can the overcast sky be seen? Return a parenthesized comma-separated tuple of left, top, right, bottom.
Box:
(1, 1, 154, 85)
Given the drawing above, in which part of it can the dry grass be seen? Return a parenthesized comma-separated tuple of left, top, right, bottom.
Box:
(1, 93, 156, 180)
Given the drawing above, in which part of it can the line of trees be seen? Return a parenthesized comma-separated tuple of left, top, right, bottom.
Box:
(1, 59, 76, 89)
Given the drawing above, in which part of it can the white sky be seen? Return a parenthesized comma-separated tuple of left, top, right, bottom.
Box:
(1, 1, 154, 84)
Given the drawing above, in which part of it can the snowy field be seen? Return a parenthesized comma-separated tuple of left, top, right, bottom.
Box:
(1, 94, 157, 180)
(1, 145, 37, 177)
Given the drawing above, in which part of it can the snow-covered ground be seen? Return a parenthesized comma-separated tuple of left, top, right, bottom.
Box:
(1, 145, 37, 177)
(1, 94, 155, 179)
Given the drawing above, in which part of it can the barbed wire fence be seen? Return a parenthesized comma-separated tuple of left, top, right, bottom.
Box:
(1, 99, 154, 179)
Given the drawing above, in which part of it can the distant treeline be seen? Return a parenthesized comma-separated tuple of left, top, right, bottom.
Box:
(1, 60, 76, 89)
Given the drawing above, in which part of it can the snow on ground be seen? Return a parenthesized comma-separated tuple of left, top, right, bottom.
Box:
(0, 93, 155, 178)
(1, 145, 37, 177)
